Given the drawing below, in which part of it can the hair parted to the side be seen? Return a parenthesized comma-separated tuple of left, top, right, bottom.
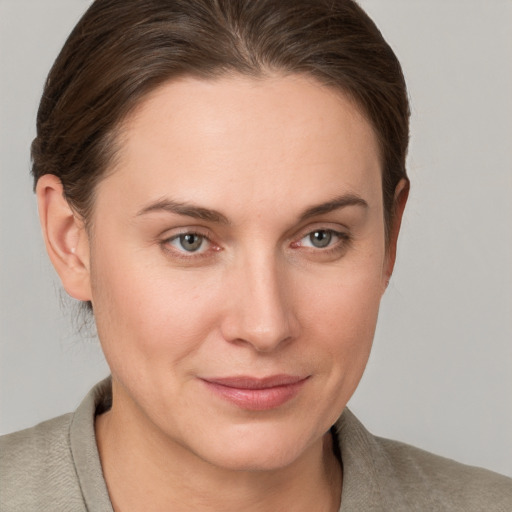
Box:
(32, 0, 410, 239)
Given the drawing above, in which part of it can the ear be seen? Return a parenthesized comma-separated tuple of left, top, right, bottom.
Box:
(36, 174, 92, 301)
(383, 178, 409, 290)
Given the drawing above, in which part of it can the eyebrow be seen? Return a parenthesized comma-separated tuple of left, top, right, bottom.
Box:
(136, 199, 230, 224)
(298, 194, 368, 222)
(136, 193, 368, 224)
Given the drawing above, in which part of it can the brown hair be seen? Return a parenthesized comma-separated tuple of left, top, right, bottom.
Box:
(32, 0, 409, 234)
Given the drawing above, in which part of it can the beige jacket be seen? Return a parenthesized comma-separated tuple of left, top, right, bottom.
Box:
(1, 378, 511, 511)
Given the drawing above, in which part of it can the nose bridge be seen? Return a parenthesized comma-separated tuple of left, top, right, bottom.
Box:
(223, 247, 296, 352)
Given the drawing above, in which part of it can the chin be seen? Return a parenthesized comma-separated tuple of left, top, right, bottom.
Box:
(186, 421, 322, 473)
(201, 445, 304, 473)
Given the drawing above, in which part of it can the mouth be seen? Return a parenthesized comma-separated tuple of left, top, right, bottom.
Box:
(200, 375, 310, 411)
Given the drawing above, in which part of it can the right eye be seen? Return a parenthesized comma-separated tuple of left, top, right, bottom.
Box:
(166, 233, 209, 253)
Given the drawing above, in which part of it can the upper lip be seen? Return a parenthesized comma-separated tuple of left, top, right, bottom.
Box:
(202, 375, 308, 389)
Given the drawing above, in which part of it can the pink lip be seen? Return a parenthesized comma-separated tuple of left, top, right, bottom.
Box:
(201, 375, 309, 411)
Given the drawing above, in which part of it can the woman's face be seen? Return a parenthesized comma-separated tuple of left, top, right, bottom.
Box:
(85, 75, 394, 470)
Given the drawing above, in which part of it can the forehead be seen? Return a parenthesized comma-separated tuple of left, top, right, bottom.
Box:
(100, 74, 382, 218)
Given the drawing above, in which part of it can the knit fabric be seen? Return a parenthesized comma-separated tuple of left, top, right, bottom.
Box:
(1, 378, 511, 511)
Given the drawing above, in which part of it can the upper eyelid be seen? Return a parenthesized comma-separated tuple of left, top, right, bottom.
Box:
(160, 226, 213, 240)
(166, 230, 209, 239)
(167, 232, 209, 243)
(301, 227, 346, 237)
(297, 229, 347, 243)
(291, 223, 350, 241)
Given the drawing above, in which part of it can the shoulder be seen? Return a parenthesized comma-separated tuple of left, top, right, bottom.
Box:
(1, 412, 71, 456)
(0, 414, 86, 511)
(375, 434, 512, 510)
(336, 409, 512, 511)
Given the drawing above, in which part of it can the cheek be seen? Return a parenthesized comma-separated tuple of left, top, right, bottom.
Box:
(308, 282, 380, 366)
(304, 247, 384, 330)
(89, 245, 225, 371)
(300, 254, 385, 377)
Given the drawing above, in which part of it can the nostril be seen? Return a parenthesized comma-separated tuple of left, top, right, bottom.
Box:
(220, 304, 298, 352)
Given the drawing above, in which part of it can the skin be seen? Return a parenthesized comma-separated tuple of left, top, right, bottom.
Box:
(37, 74, 408, 511)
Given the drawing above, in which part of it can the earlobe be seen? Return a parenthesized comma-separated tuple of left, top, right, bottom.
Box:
(383, 178, 410, 290)
(36, 174, 92, 301)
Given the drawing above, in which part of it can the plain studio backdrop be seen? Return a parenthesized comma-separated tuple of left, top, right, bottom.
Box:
(1, 0, 511, 478)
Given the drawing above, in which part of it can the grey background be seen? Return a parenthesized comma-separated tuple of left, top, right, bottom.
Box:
(1, 0, 511, 477)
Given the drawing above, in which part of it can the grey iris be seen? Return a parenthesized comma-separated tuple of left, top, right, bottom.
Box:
(179, 234, 203, 251)
(310, 230, 332, 248)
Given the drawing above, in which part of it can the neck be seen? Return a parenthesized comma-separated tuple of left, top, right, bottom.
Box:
(95, 385, 342, 512)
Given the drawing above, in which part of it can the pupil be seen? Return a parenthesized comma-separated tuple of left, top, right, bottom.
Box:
(310, 230, 331, 248)
(181, 234, 202, 251)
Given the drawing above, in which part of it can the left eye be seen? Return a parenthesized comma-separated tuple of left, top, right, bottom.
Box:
(300, 230, 341, 249)
(168, 233, 208, 253)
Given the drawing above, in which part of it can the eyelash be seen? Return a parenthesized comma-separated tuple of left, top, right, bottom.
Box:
(160, 228, 351, 260)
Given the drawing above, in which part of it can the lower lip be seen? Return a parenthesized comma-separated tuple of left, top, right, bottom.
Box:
(201, 379, 307, 411)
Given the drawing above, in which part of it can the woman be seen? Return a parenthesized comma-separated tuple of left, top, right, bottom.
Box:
(1, 0, 511, 510)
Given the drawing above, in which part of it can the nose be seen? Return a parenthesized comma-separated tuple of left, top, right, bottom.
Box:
(220, 252, 299, 353)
